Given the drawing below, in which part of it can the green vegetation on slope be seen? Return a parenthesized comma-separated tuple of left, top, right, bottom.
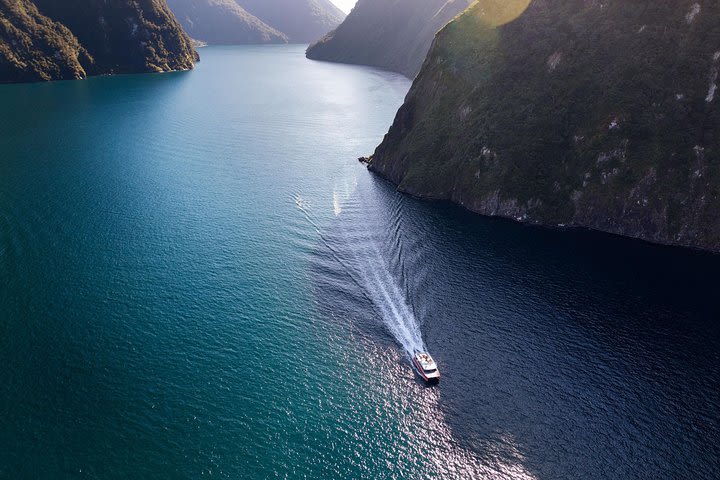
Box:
(0, 0, 92, 82)
(0, 0, 197, 83)
(306, 0, 472, 78)
(34, 0, 198, 74)
(369, 0, 720, 251)
(165, 0, 288, 45)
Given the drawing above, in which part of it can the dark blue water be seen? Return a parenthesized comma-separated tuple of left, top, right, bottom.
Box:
(1, 45, 719, 479)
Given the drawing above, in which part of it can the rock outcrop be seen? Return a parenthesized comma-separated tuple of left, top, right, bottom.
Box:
(367, 0, 720, 252)
(0, 0, 198, 83)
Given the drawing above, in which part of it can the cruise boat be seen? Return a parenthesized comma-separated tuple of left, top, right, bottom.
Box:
(412, 350, 440, 384)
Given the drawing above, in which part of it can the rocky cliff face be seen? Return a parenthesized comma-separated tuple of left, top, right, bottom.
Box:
(367, 0, 720, 252)
(0, 0, 197, 83)
(306, 0, 472, 78)
(0, 0, 92, 82)
(166, 0, 288, 45)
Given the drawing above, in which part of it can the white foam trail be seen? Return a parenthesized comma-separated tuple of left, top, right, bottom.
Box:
(332, 191, 342, 216)
(359, 241, 424, 352)
(293, 194, 425, 354)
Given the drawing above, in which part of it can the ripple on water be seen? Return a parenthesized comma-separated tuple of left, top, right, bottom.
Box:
(303, 159, 720, 479)
(1, 45, 719, 479)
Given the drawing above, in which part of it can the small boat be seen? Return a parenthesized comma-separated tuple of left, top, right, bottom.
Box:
(412, 350, 440, 384)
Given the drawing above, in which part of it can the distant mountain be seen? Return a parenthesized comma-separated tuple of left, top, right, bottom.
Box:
(237, 0, 345, 44)
(166, 0, 287, 45)
(367, 0, 720, 252)
(306, 0, 472, 78)
(0, 0, 198, 83)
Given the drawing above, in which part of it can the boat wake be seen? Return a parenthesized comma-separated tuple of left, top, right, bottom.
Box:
(294, 194, 425, 354)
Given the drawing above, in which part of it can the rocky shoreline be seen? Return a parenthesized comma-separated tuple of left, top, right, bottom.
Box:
(363, 156, 720, 254)
(363, 0, 720, 254)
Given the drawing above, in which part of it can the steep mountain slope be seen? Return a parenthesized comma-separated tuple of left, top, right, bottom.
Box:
(238, 0, 345, 44)
(367, 0, 720, 252)
(33, 0, 197, 74)
(306, 0, 472, 78)
(0, 0, 197, 83)
(166, 0, 287, 45)
(0, 0, 92, 82)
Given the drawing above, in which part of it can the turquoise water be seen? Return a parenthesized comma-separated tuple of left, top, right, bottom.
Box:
(1, 46, 719, 479)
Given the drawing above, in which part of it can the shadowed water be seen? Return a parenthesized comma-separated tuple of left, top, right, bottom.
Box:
(1, 46, 719, 479)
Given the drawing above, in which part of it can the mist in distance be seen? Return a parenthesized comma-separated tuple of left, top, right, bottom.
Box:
(331, 0, 357, 14)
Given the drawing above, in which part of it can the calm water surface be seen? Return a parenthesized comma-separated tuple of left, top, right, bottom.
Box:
(1, 46, 719, 479)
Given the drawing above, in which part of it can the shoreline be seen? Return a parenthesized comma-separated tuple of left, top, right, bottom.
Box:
(361, 157, 720, 256)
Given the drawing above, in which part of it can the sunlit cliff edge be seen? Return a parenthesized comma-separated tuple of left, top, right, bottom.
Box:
(367, 0, 720, 252)
(0, 0, 198, 83)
